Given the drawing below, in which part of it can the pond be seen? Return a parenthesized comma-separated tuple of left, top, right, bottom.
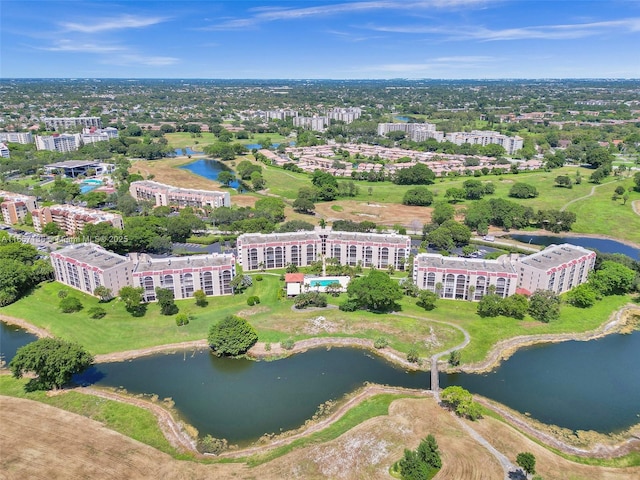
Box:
(76, 347, 430, 444)
(509, 234, 640, 259)
(0, 322, 37, 366)
(179, 159, 241, 189)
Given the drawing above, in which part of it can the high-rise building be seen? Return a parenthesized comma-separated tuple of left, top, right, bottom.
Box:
(0, 191, 38, 225)
(32, 205, 124, 235)
(43, 117, 102, 131)
(129, 181, 231, 209)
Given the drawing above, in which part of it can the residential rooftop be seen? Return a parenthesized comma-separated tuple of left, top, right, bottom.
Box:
(414, 253, 517, 274)
(52, 243, 129, 270)
(517, 243, 595, 271)
(132, 253, 235, 273)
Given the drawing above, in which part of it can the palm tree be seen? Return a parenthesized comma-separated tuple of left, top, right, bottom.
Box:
(435, 282, 443, 298)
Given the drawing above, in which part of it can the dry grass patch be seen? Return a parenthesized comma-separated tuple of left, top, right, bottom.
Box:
(314, 200, 432, 227)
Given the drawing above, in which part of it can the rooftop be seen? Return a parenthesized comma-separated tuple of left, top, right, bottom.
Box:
(53, 243, 129, 270)
(45, 160, 101, 168)
(133, 253, 235, 273)
(130, 180, 227, 196)
(518, 244, 595, 271)
(414, 253, 516, 274)
(239, 231, 320, 244)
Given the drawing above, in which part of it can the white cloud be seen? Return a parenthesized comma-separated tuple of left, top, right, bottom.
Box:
(60, 14, 167, 33)
(368, 17, 640, 41)
(41, 40, 125, 53)
(205, 0, 492, 30)
(104, 54, 180, 67)
(363, 55, 497, 73)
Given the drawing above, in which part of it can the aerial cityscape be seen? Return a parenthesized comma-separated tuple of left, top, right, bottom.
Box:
(1, 1, 640, 480)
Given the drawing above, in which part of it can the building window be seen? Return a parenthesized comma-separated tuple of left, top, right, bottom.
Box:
(182, 273, 194, 298)
(348, 245, 357, 266)
(496, 277, 507, 297)
(275, 247, 284, 268)
(202, 272, 214, 296)
(66, 263, 80, 288)
(249, 248, 259, 270)
(379, 247, 389, 268)
(364, 246, 373, 267)
(475, 276, 486, 300)
(306, 244, 315, 264)
(426, 272, 436, 291)
(162, 274, 175, 296)
(291, 246, 300, 266)
(266, 247, 275, 269)
(143, 276, 156, 301)
(220, 269, 233, 294)
(396, 249, 406, 270)
(455, 274, 467, 299)
(331, 245, 341, 263)
(444, 274, 455, 299)
(548, 272, 556, 292)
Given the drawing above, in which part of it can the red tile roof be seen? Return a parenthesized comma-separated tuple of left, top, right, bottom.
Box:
(285, 273, 305, 283)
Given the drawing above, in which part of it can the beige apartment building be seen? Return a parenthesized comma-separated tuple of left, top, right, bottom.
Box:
(0, 191, 37, 225)
(129, 180, 231, 209)
(130, 252, 236, 301)
(237, 228, 411, 271)
(51, 243, 132, 297)
(413, 243, 595, 301)
(32, 205, 124, 235)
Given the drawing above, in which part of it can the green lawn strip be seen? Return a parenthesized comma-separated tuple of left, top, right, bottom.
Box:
(261, 164, 310, 199)
(398, 294, 631, 364)
(236, 132, 288, 147)
(244, 393, 415, 466)
(566, 178, 640, 244)
(164, 132, 219, 149)
(0, 376, 177, 455)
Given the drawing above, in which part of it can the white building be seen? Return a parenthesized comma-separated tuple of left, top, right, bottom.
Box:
(0, 132, 33, 144)
(293, 116, 329, 132)
(413, 243, 595, 301)
(44, 117, 102, 131)
(51, 243, 132, 297)
(130, 252, 236, 301)
(377, 122, 445, 142)
(0, 143, 9, 158)
(445, 130, 524, 155)
(80, 127, 119, 145)
(36, 134, 81, 153)
(237, 228, 411, 271)
(327, 107, 362, 124)
(129, 180, 231, 209)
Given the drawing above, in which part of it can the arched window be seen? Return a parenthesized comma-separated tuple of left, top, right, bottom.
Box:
(475, 276, 486, 300)
(455, 274, 467, 299)
(220, 269, 233, 294)
(348, 245, 358, 266)
(163, 274, 175, 295)
(266, 247, 275, 269)
(379, 247, 389, 268)
(306, 244, 315, 264)
(202, 271, 214, 295)
(182, 273, 194, 298)
(249, 248, 258, 270)
(275, 246, 284, 268)
(426, 272, 436, 291)
(332, 245, 341, 262)
(444, 274, 455, 298)
(143, 276, 156, 301)
(291, 246, 300, 266)
(396, 248, 406, 270)
(364, 246, 373, 267)
(496, 277, 507, 297)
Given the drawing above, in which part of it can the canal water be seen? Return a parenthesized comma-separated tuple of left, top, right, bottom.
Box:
(509, 234, 640, 259)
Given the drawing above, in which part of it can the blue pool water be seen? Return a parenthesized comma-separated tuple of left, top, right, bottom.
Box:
(309, 279, 340, 287)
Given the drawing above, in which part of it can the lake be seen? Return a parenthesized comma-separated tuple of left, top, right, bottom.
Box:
(509, 234, 640, 259)
(179, 159, 241, 189)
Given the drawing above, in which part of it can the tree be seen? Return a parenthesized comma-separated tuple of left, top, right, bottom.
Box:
(441, 386, 482, 420)
(566, 283, 598, 308)
(634, 171, 640, 192)
(346, 269, 403, 312)
(59, 296, 83, 313)
(417, 434, 442, 470)
(207, 315, 258, 356)
(398, 448, 429, 480)
(217, 170, 235, 187)
(509, 183, 539, 199)
(444, 187, 466, 203)
(93, 286, 113, 302)
(416, 290, 438, 310)
(528, 290, 560, 323)
(516, 452, 536, 478)
(43, 222, 63, 236)
(555, 175, 573, 188)
(402, 187, 434, 206)
(292, 196, 316, 214)
(155, 287, 178, 315)
(589, 261, 636, 295)
(431, 201, 455, 225)
(448, 350, 461, 367)
(194, 289, 207, 307)
(119, 286, 144, 314)
(477, 294, 504, 317)
(10, 338, 93, 391)
(87, 306, 107, 319)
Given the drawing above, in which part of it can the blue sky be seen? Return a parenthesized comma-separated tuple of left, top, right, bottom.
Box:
(2, 0, 639, 78)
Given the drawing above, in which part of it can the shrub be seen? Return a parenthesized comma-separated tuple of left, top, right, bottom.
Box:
(448, 350, 461, 367)
(281, 338, 295, 350)
(197, 435, 228, 454)
(294, 291, 328, 309)
(374, 337, 389, 349)
(59, 296, 83, 313)
(339, 298, 360, 312)
(175, 313, 190, 326)
(87, 306, 106, 319)
(255, 275, 263, 282)
(57, 290, 68, 299)
(264, 342, 271, 352)
(406, 347, 420, 364)
(208, 315, 258, 356)
(247, 295, 261, 306)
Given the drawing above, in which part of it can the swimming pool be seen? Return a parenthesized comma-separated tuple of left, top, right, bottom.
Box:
(309, 279, 341, 287)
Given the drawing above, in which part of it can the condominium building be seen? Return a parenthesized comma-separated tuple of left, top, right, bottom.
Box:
(129, 180, 231, 209)
(413, 243, 595, 301)
(326, 107, 362, 124)
(50, 243, 132, 297)
(293, 116, 329, 132)
(445, 130, 524, 155)
(130, 252, 236, 301)
(35, 134, 81, 153)
(0, 132, 33, 144)
(32, 205, 124, 235)
(0, 143, 9, 158)
(264, 109, 299, 121)
(515, 244, 596, 295)
(0, 191, 38, 225)
(377, 122, 445, 142)
(43, 117, 102, 131)
(413, 254, 518, 300)
(80, 127, 119, 145)
(237, 228, 411, 271)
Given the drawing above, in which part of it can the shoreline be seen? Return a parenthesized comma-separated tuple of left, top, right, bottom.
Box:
(496, 228, 640, 251)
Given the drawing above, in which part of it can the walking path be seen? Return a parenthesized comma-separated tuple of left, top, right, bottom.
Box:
(633, 200, 640, 216)
(560, 182, 609, 211)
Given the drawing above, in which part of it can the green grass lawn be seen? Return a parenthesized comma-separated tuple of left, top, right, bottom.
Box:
(0, 376, 178, 455)
(237, 132, 288, 147)
(2, 276, 632, 366)
(164, 132, 219, 150)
